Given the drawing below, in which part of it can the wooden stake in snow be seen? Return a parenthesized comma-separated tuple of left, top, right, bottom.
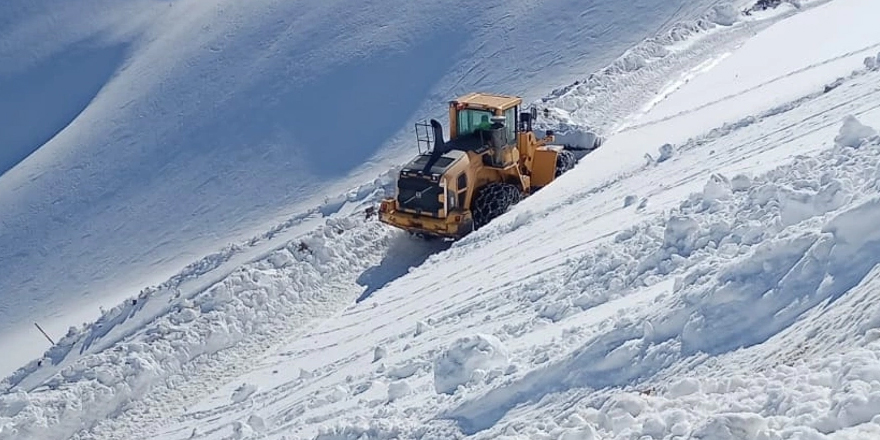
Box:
(34, 322, 55, 345)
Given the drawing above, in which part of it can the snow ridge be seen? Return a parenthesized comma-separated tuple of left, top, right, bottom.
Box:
(536, 0, 834, 138)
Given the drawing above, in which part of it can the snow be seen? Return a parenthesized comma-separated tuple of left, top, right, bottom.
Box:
(0, 0, 720, 377)
(3, 0, 880, 440)
(433, 334, 511, 395)
(834, 115, 878, 147)
(386, 381, 411, 402)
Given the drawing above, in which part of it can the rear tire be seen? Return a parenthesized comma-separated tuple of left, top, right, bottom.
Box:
(472, 183, 522, 229)
(555, 150, 577, 177)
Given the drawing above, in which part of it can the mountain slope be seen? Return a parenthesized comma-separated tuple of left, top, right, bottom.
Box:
(0, 0, 726, 378)
(6, 0, 880, 438)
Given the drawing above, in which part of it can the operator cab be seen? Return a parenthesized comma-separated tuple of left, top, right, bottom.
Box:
(455, 107, 517, 145)
(448, 92, 528, 168)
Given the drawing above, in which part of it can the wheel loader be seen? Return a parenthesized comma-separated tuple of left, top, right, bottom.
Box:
(377, 92, 598, 239)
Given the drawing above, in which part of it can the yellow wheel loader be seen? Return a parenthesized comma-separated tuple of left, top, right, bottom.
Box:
(377, 92, 599, 240)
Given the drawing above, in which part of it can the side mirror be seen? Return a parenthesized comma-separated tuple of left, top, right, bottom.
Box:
(531, 107, 538, 121)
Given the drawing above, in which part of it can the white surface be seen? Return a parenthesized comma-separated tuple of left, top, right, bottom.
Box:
(4, 0, 880, 439)
(0, 0, 723, 377)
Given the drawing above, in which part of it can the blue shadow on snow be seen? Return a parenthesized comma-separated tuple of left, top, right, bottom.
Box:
(0, 40, 128, 177)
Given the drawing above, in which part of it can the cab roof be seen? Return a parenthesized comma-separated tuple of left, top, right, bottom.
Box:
(450, 92, 522, 111)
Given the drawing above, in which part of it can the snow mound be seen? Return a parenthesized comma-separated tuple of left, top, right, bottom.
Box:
(433, 334, 509, 395)
(709, 5, 741, 26)
(558, 425, 598, 440)
(692, 412, 768, 440)
(865, 52, 880, 70)
(314, 418, 417, 440)
(834, 115, 877, 148)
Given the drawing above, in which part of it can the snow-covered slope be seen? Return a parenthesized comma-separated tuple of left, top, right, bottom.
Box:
(0, 0, 724, 377)
(5, 0, 880, 439)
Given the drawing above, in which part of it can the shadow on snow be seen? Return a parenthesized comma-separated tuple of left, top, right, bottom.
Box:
(356, 232, 452, 303)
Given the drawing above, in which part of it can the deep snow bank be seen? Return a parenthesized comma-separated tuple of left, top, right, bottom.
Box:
(0, 210, 391, 440)
(451, 107, 880, 438)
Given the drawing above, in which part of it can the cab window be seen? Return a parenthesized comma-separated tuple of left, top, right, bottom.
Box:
(457, 109, 494, 136)
(504, 107, 516, 141)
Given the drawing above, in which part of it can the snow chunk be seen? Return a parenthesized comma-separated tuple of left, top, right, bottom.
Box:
(558, 425, 597, 440)
(247, 414, 266, 432)
(232, 420, 254, 440)
(641, 415, 667, 438)
(510, 210, 535, 231)
(231, 383, 258, 403)
(731, 174, 752, 192)
(866, 52, 880, 70)
(267, 250, 293, 269)
(328, 385, 348, 403)
(703, 174, 732, 202)
(834, 115, 877, 148)
(433, 334, 509, 394)
(709, 5, 739, 26)
(693, 413, 768, 440)
(387, 380, 411, 402)
(553, 129, 602, 151)
(314, 419, 408, 440)
(822, 197, 880, 252)
(664, 216, 700, 257)
(414, 320, 431, 337)
(865, 328, 880, 343)
(667, 377, 701, 398)
(657, 143, 674, 163)
(373, 345, 387, 363)
(386, 360, 427, 380)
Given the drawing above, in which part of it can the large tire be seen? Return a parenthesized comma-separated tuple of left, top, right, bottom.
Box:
(555, 150, 577, 177)
(472, 183, 522, 229)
